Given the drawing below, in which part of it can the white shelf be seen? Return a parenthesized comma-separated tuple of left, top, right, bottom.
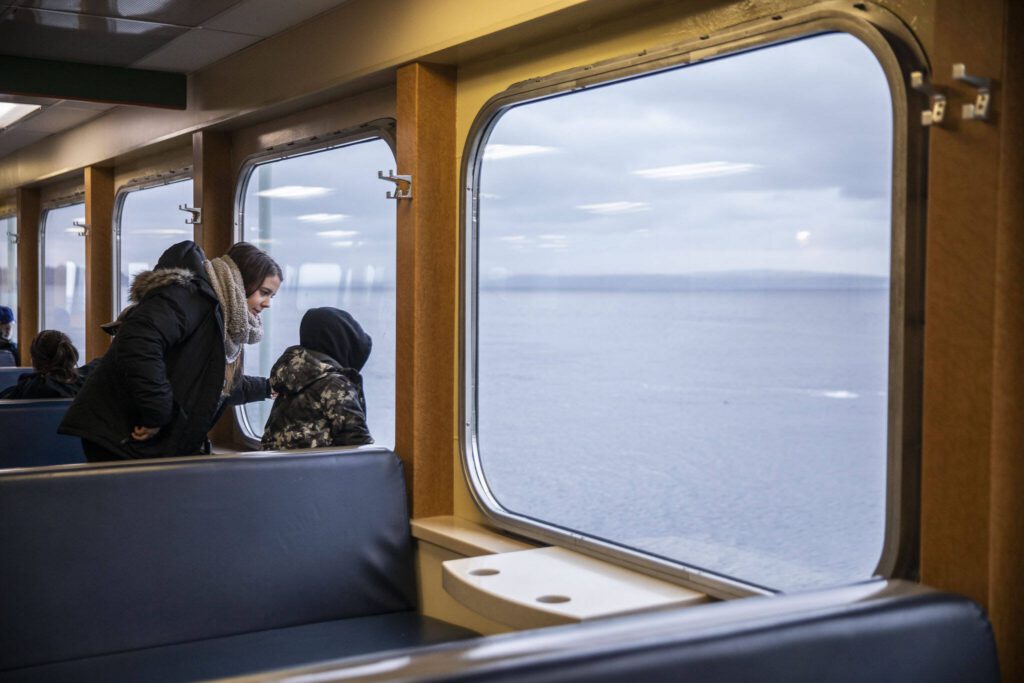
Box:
(442, 546, 708, 629)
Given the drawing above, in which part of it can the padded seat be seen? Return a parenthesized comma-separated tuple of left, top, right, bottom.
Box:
(0, 612, 475, 683)
(0, 399, 84, 468)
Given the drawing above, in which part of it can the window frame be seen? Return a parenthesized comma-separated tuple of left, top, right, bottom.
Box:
(38, 194, 86, 338)
(460, 5, 929, 598)
(112, 172, 194, 313)
(231, 119, 397, 449)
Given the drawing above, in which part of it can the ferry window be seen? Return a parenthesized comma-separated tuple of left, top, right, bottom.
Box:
(41, 203, 86, 358)
(0, 215, 15, 320)
(116, 178, 194, 310)
(472, 33, 894, 592)
(238, 137, 397, 447)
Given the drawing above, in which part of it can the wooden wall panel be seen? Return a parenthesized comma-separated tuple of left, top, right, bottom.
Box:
(15, 188, 40, 356)
(84, 166, 114, 361)
(396, 63, 457, 518)
(989, 1, 1024, 678)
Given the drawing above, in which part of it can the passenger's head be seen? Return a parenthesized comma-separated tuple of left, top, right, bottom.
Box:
(0, 305, 13, 339)
(227, 242, 283, 317)
(299, 308, 372, 371)
(30, 330, 79, 382)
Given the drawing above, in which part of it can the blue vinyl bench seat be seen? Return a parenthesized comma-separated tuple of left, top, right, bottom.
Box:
(0, 448, 476, 682)
(0, 398, 85, 469)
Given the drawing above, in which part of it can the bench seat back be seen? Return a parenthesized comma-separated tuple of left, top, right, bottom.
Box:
(0, 448, 416, 672)
(0, 399, 85, 468)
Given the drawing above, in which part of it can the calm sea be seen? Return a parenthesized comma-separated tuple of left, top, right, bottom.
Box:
(477, 288, 890, 592)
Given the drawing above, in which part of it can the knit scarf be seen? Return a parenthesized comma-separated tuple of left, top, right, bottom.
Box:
(203, 255, 263, 363)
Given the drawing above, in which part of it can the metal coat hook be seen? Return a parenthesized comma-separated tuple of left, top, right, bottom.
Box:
(910, 71, 946, 126)
(178, 204, 202, 224)
(378, 170, 412, 199)
(952, 63, 991, 121)
(71, 220, 89, 237)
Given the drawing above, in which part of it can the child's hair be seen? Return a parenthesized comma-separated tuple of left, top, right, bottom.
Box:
(30, 330, 79, 383)
(227, 242, 284, 296)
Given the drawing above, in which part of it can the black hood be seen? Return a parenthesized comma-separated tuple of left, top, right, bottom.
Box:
(156, 240, 208, 274)
(299, 307, 372, 371)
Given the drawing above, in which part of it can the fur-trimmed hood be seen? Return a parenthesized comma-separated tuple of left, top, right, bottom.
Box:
(128, 267, 195, 303)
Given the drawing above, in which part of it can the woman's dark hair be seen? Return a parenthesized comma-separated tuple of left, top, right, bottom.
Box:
(30, 330, 79, 383)
(227, 242, 283, 296)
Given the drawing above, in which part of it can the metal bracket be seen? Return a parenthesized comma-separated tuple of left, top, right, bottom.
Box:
(378, 170, 412, 199)
(6, 231, 16, 245)
(952, 63, 991, 121)
(71, 220, 88, 237)
(910, 71, 946, 126)
(178, 204, 202, 225)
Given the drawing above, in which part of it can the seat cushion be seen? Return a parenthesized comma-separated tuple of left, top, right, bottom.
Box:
(0, 612, 477, 683)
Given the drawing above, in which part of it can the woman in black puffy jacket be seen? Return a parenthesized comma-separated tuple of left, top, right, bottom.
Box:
(59, 240, 282, 461)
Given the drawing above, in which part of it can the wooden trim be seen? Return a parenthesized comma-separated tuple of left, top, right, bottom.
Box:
(84, 166, 115, 361)
(15, 188, 40, 356)
(396, 63, 458, 518)
(192, 130, 239, 447)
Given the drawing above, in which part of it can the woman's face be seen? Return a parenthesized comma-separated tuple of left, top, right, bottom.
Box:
(247, 274, 281, 317)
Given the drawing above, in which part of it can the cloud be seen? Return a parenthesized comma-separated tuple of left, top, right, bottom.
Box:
(577, 201, 650, 215)
(483, 144, 558, 161)
(256, 185, 332, 199)
(316, 230, 360, 238)
(632, 162, 758, 181)
(298, 213, 349, 223)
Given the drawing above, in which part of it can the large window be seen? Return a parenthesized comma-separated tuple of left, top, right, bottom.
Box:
(0, 215, 15, 321)
(238, 137, 397, 447)
(41, 203, 86, 359)
(469, 33, 898, 592)
(116, 178, 194, 310)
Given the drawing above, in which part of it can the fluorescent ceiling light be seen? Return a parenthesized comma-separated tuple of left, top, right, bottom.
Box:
(256, 185, 332, 199)
(0, 103, 41, 129)
(632, 162, 757, 180)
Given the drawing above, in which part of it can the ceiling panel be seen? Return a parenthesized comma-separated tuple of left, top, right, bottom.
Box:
(14, 0, 244, 27)
(15, 103, 110, 133)
(131, 27, 259, 72)
(203, 0, 351, 38)
(0, 6, 187, 66)
(0, 128, 50, 157)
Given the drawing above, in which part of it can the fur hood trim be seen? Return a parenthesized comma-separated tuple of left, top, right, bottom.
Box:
(129, 267, 196, 303)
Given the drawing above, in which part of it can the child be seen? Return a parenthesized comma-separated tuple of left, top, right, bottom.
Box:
(0, 330, 83, 399)
(262, 307, 373, 449)
(0, 305, 18, 366)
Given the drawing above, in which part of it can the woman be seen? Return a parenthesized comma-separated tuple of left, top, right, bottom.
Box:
(59, 240, 282, 461)
(261, 307, 374, 450)
(0, 330, 84, 399)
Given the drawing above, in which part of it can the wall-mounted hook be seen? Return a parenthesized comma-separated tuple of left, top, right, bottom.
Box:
(71, 220, 89, 237)
(178, 204, 202, 225)
(910, 71, 946, 126)
(378, 170, 412, 199)
(952, 63, 991, 121)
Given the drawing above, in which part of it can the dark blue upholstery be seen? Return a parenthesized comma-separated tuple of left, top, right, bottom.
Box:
(0, 399, 85, 468)
(0, 449, 476, 680)
(0, 367, 29, 391)
(0, 351, 16, 368)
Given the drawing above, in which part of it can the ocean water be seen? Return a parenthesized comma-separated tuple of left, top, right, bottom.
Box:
(476, 288, 890, 592)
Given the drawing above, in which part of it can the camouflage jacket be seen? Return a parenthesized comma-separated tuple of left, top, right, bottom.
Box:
(261, 346, 373, 450)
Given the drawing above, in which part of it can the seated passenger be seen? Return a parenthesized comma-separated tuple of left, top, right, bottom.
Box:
(0, 305, 19, 366)
(0, 330, 83, 399)
(262, 307, 373, 449)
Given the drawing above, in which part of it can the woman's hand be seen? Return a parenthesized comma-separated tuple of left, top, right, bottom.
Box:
(131, 425, 160, 441)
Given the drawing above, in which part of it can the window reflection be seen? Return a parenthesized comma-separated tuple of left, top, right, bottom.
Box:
(239, 138, 397, 447)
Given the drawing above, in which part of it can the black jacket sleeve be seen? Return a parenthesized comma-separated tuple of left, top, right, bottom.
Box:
(226, 374, 271, 406)
(114, 287, 197, 427)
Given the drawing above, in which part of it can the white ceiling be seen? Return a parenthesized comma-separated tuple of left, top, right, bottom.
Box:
(0, 0, 353, 159)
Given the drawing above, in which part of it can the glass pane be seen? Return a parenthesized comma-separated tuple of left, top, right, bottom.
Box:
(0, 215, 16, 326)
(42, 204, 86, 360)
(240, 138, 397, 447)
(475, 33, 893, 591)
(117, 179, 194, 310)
